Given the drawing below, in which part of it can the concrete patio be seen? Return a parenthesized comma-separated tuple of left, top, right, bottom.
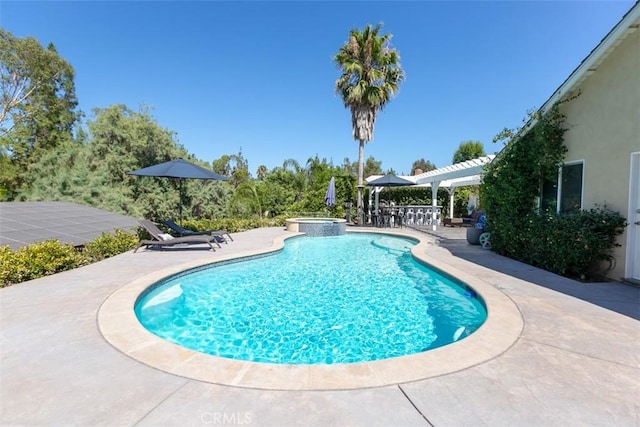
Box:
(1, 226, 638, 426)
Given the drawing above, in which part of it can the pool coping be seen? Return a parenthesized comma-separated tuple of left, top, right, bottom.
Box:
(98, 228, 524, 391)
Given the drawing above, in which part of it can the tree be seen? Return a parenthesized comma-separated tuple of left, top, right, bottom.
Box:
(341, 155, 382, 182)
(452, 140, 485, 164)
(18, 103, 233, 220)
(341, 157, 356, 177)
(229, 181, 265, 219)
(256, 165, 268, 181)
(263, 167, 300, 215)
(410, 158, 436, 175)
(363, 156, 383, 178)
(450, 141, 486, 216)
(1, 30, 76, 133)
(334, 23, 405, 223)
(212, 151, 250, 188)
(0, 29, 78, 199)
(281, 158, 308, 202)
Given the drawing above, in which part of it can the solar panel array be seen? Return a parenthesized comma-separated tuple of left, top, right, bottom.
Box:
(0, 202, 140, 249)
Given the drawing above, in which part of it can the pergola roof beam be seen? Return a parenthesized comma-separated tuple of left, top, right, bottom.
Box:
(413, 155, 495, 185)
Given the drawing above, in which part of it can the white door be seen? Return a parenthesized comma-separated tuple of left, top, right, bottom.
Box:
(629, 153, 640, 280)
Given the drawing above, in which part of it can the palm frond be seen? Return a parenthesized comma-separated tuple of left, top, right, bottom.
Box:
(333, 23, 405, 133)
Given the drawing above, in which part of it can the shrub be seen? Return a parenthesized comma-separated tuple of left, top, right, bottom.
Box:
(83, 228, 138, 262)
(0, 246, 18, 286)
(0, 219, 285, 287)
(0, 240, 87, 287)
(180, 217, 285, 233)
(482, 104, 627, 280)
(0, 229, 139, 287)
(498, 207, 626, 280)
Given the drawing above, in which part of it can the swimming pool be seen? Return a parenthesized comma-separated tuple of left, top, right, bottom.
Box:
(135, 233, 487, 364)
(99, 227, 524, 389)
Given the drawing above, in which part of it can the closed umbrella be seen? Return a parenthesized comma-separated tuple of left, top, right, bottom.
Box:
(324, 177, 336, 207)
(128, 158, 228, 221)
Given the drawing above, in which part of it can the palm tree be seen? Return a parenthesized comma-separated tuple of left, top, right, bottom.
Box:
(282, 158, 308, 202)
(334, 23, 405, 224)
(256, 165, 268, 181)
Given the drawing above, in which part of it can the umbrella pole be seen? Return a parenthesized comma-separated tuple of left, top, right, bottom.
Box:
(179, 178, 183, 223)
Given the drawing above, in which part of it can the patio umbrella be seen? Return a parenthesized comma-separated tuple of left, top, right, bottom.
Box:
(127, 158, 228, 221)
(324, 177, 336, 207)
(365, 174, 415, 187)
(366, 174, 414, 224)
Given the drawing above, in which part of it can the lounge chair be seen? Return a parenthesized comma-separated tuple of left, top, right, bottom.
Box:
(135, 220, 220, 252)
(163, 219, 233, 243)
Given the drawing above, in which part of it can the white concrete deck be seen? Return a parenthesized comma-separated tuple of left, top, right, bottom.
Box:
(1, 226, 638, 426)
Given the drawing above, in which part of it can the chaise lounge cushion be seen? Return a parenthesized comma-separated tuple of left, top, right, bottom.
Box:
(135, 220, 220, 252)
(163, 220, 233, 243)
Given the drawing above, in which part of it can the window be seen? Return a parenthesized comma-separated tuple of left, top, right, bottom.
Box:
(541, 177, 558, 212)
(539, 162, 584, 214)
(559, 162, 583, 214)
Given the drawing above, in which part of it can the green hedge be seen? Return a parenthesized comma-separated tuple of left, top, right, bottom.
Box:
(491, 208, 626, 280)
(83, 229, 139, 262)
(178, 217, 286, 233)
(0, 240, 87, 286)
(0, 220, 284, 287)
(0, 228, 138, 287)
(482, 104, 627, 280)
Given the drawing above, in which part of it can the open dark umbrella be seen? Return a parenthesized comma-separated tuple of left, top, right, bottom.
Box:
(127, 158, 228, 221)
(324, 177, 336, 207)
(365, 174, 414, 225)
(366, 174, 414, 187)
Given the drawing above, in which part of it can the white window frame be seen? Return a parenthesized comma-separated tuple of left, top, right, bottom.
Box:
(557, 160, 585, 214)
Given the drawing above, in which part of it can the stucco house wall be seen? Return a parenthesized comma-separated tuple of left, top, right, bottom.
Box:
(558, 28, 639, 280)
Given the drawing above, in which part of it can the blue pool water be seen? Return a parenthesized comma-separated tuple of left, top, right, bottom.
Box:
(135, 233, 486, 365)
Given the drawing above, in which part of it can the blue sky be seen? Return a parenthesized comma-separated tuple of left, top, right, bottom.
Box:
(2, 1, 635, 176)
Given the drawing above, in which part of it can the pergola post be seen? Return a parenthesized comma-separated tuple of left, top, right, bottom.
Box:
(447, 187, 456, 219)
(367, 188, 373, 224)
(431, 180, 440, 231)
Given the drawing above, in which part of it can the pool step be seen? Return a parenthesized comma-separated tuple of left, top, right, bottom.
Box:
(370, 237, 408, 255)
(142, 284, 184, 309)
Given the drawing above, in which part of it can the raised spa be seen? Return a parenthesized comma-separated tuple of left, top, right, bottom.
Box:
(285, 217, 347, 236)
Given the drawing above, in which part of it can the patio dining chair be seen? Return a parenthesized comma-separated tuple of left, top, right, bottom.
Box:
(406, 208, 415, 225)
(396, 208, 404, 228)
(416, 209, 425, 226)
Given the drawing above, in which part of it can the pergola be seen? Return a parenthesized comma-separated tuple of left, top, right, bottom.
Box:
(413, 155, 495, 230)
(365, 155, 496, 229)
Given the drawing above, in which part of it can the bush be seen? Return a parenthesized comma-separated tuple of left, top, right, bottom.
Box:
(0, 219, 285, 287)
(82, 229, 138, 262)
(179, 217, 285, 233)
(0, 246, 18, 286)
(0, 229, 139, 287)
(482, 104, 628, 280)
(0, 240, 87, 287)
(495, 207, 626, 280)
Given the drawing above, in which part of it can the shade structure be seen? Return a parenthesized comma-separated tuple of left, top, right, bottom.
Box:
(127, 158, 228, 181)
(365, 174, 415, 187)
(324, 177, 336, 207)
(365, 174, 414, 225)
(127, 158, 228, 221)
(412, 155, 495, 230)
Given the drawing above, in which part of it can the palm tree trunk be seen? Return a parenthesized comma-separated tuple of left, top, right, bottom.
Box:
(357, 139, 365, 225)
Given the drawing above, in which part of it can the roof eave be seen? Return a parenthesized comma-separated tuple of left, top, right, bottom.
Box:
(540, 2, 640, 115)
